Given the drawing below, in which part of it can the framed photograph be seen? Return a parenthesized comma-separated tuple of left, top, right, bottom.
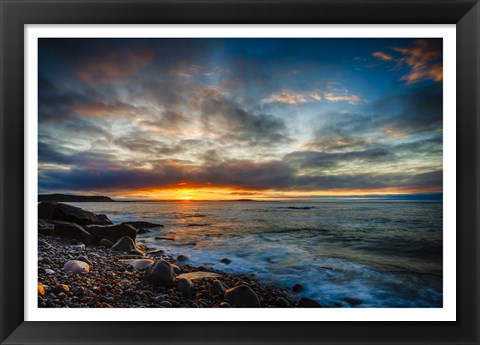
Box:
(1, 0, 479, 344)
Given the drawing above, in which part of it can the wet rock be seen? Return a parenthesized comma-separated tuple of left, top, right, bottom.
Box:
(86, 224, 136, 244)
(275, 297, 290, 307)
(111, 236, 139, 254)
(220, 258, 231, 264)
(144, 260, 175, 287)
(177, 254, 188, 262)
(224, 285, 261, 307)
(160, 301, 172, 308)
(212, 280, 227, 296)
(53, 221, 94, 245)
(52, 284, 70, 294)
(38, 219, 54, 235)
(146, 248, 165, 256)
(121, 259, 154, 270)
(176, 278, 194, 297)
(100, 238, 113, 248)
(342, 297, 362, 306)
(38, 283, 45, 297)
(171, 264, 182, 274)
(42, 257, 54, 265)
(136, 228, 151, 234)
(177, 271, 221, 280)
(219, 301, 231, 308)
(292, 283, 303, 292)
(300, 297, 321, 308)
(121, 221, 164, 229)
(63, 260, 90, 274)
(38, 202, 112, 226)
(75, 256, 92, 266)
(154, 236, 175, 241)
(45, 269, 55, 275)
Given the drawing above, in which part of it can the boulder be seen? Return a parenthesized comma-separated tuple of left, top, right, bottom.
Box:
(38, 202, 112, 225)
(171, 264, 182, 274)
(144, 260, 175, 287)
(121, 221, 164, 229)
(342, 297, 362, 306)
(292, 283, 303, 292)
(75, 256, 92, 266)
(300, 297, 321, 308)
(212, 280, 227, 296)
(177, 254, 188, 262)
(176, 278, 194, 297)
(100, 238, 113, 248)
(53, 221, 94, 244)
(63, 260, 90, 274)
(220, 258, 231, 264)
(38, 219, 54, 235)
(111, 236, 142, 254)
(120, 259, 154, 270)
(86, 224, 136, 244)
(224, 285, 261, 307)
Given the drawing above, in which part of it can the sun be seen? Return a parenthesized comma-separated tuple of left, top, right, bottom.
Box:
(181, 195, 192, 201)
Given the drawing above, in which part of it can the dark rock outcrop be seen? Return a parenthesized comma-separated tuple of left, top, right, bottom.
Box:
(121, 221, 163, 229)
(38, 202, 112, 226)
(85, 224, 136, 244)
(53, 221, 94, 244)
(38, 219, 54, 235)
(110, 236, 142, 254)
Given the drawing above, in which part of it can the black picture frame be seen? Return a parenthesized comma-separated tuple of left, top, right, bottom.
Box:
(1, 0, 479, 344)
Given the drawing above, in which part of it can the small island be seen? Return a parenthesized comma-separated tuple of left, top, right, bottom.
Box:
(38, 194, 115, 202)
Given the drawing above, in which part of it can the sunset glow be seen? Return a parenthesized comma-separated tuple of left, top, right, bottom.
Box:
(38, 38, 443, 200)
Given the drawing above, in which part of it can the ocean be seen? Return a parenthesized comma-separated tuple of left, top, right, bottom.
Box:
(68, 200, 443, 308)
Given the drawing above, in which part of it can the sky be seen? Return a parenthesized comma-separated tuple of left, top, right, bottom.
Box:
(38, 38, 443, 200)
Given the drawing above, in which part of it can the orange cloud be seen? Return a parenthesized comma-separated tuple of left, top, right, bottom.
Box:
(372, 51, 394, 61)
(76, 47, 155, 83)
(324, 92, 361, 104)
(393, 39, 443, 84)
(262, 91, 308, 105)
(308, 91, 322, 101)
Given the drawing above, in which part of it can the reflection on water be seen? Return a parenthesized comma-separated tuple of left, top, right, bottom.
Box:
(69, 200, 443, 307)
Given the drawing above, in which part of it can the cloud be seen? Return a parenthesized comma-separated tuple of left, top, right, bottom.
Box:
(262, 91, 308, 105)
(324, 92, 361, 104)
(200, 96, 290, 146)
(76, 47, 155, 84)
(372, 51, 394, 61)
(308, 91, 322, 101)
(371, 39, 442, 85)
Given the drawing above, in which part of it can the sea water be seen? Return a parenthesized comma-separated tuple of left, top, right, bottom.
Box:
(68, 200, 443, 308)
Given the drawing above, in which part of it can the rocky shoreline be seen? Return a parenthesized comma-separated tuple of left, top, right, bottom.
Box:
(38, 202, 321, 308)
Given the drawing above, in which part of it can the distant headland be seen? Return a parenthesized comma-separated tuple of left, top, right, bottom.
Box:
(38, 194, 115, 202)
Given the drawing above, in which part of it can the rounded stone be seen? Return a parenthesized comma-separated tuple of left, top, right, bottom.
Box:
(176, 278, 195, 298)
(224, 285, 261, 307)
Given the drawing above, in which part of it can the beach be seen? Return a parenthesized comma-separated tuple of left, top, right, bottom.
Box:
(37, 202, 312, 308)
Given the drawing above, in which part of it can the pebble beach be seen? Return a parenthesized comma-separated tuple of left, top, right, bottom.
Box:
(37, 201, 319, 308)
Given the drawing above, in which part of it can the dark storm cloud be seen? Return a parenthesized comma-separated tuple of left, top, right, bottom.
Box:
(200, 96, 290, 145)
(284, 148, 392, 170)
(39, 142, 120, 169)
